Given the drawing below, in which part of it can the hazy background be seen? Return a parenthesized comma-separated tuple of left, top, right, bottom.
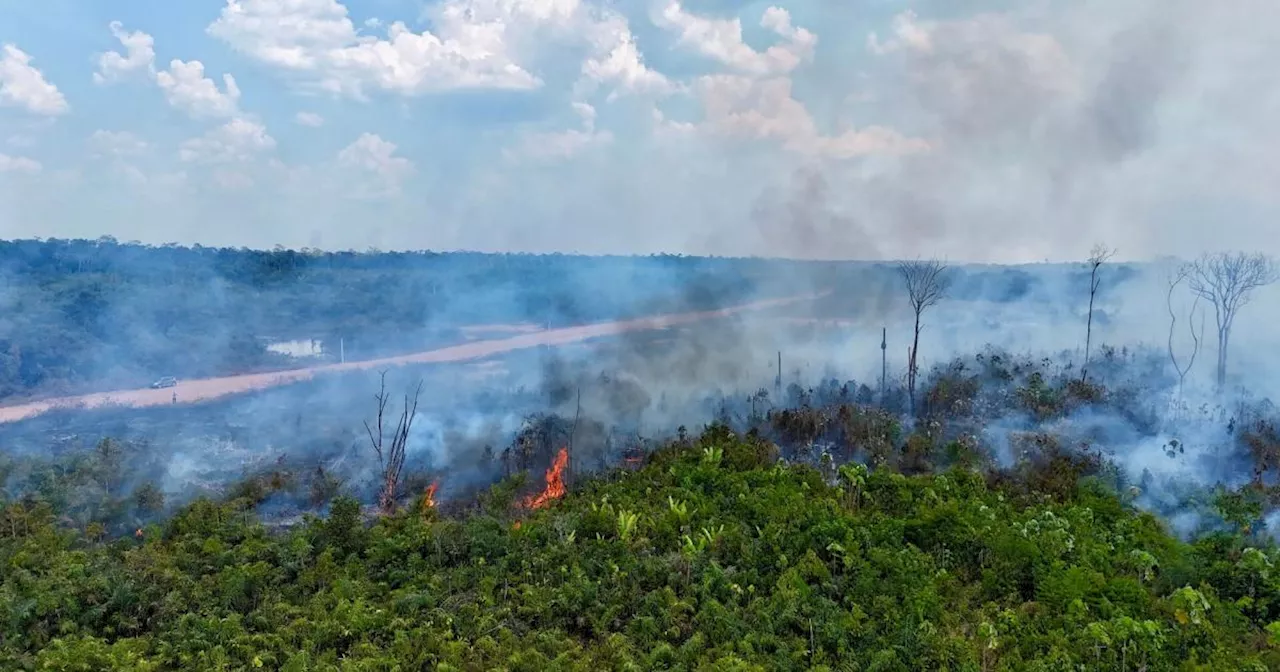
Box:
(0, 0, 1276, 260)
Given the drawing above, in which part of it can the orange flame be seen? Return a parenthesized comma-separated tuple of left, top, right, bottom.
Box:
(524, 447, 569, 509)
(422, 480, 440, 512)
(512, 520, 522, 530)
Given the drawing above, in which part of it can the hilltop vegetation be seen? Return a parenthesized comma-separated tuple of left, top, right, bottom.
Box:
(5, 242, 1276, 669)
(4, 427, 1280, 671)
(2, 338, 1280, 669)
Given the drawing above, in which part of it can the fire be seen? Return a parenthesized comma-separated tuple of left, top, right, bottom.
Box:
(422, 480, 440, 512)
(134, 529, 143, 539)
(524, 447, 569, 509)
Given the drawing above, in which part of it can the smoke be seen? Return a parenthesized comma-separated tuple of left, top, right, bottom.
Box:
(6, 0, 1280, 527)
(720, 0, 1278, 263)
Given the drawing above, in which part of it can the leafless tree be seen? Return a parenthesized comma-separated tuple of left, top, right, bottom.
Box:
(1166, 268, 1204, 412)
(1080, 244, 1115, 383)
(898, 258, 950, 415)
(364, 371, 423, 515)
(1184, 252, 1279, 390)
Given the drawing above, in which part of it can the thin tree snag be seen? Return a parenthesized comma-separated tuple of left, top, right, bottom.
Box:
(1184, 252, 1278, 390)
(364, 371, 423, 515)
(1166, 268, 1203, 414)
(1081, 244, 1115, 383)
(897, 258, 950, 416)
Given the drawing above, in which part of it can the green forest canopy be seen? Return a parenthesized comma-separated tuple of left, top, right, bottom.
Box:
(3, 427, 1279, 671)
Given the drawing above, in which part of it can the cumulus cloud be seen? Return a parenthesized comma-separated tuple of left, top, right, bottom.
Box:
(207, 0, 666, 100)
(179, 118, 276, 163)
(97, 24, 247, 123)
(335, 133, 413, 197)
(155, 60, 242, 120)
(94, 21, 156, 83)
(0, 153, 41, 173)
(0, 45, 68, 115)
(207, 0, 540, 95)
(654, 3, 816, 76)
(2, 0, 1276, 263)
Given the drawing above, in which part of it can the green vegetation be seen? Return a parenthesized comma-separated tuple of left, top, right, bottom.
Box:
(5, 427, 1280, 670)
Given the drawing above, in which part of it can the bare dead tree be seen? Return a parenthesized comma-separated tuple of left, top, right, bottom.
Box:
(1166, 268, 1204, 412)
(1080, 244, 1115, 383)
(897, 258, 950, 416)
(1184, 252, 1279, 390)
(364, 371, 423, 515)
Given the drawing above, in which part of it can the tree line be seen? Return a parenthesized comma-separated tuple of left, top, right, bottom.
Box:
(898, 249, 1277, 414)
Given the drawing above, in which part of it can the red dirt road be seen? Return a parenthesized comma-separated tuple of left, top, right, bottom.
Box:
(0, 293, 822, 424)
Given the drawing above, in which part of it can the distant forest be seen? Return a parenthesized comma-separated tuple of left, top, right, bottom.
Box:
(0, 238, 1133, 403)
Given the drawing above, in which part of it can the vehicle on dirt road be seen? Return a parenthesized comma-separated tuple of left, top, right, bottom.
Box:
(150, 377, 178, 389)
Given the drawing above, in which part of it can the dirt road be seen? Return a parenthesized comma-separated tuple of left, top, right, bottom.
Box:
(0, 293, 821, 424)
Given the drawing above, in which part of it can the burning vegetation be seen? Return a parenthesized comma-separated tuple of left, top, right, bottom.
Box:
(524, 446, 569, 509)
(6, 243, 1280, 668)
(421, 480, 440, 512)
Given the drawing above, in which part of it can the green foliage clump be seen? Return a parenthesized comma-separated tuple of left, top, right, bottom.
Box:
(3, 431, 1280, 670)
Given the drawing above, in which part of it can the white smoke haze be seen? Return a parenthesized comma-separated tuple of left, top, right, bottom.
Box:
(0, 256, 1276, 539)
(2, 0, 1279, 538)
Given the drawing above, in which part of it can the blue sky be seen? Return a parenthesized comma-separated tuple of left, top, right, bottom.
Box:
(0, 0, 1276, 261)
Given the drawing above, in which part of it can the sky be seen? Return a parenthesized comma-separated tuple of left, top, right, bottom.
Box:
(0, 0, 1276, 261)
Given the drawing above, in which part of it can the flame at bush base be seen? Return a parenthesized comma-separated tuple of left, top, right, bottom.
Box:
(421, 480, 440, 513)
(524, 447, 569, 509)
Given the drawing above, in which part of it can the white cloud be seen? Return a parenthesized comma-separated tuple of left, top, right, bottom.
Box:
(651, 106, 696, 138)
(639, 3, 928, 160)
(295, 111, 324, 127)
(0, 45, 69, 115)
(866, 10, 934, 55)
(88, 130, 148, 158)
(336, 133, 413, 196)
(179, 118, 276, 163)
(156, 60, 242, 120)
(642, 4, 921, 161)
(654, 3, 816, 76)
(208, 0, 539, 96)
(0, 153, 41, 173)
(208, 0, 668, 100)
(578, 14, 672, 99)
(94, 21, 157, 84)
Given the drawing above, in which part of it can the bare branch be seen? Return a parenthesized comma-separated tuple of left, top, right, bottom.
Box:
(364, 371, 423, 515)
(897, 258, 950, 416)
(897, 258, 950, 316)
(1087, 244, 1116, 293)
(363, 371, 389, 465)
(1183, 252, 1278, 388)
